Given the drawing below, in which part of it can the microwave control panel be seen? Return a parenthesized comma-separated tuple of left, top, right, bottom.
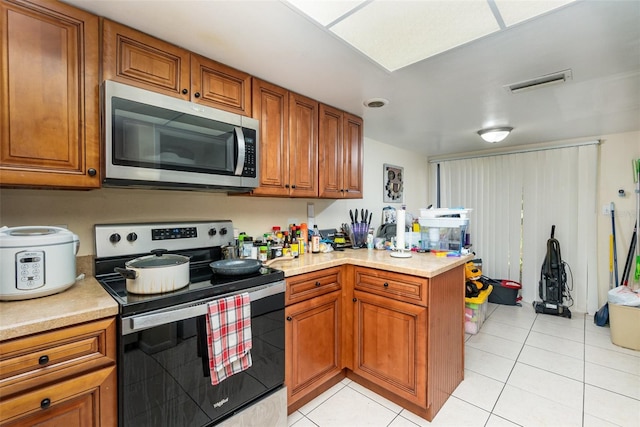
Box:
(242, 132, 257, 178)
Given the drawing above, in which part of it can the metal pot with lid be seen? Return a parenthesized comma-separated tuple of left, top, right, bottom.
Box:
(0, 225, 80, 301)
(115, 249, 190, 294)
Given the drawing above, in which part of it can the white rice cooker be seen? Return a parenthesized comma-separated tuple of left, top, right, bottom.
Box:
(0, 226, 80, 301)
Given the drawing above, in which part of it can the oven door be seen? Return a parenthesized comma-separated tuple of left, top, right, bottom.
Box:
(118, 281, 285, 427)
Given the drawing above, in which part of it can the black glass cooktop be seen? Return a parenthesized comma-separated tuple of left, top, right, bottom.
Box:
(97, 264, 284, 317)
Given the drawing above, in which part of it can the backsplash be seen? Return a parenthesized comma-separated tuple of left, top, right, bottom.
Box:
(0, 138, 431, 256)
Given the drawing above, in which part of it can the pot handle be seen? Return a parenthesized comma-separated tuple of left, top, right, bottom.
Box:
(150, 249, 168, 257)
(114, 267, 138, 280)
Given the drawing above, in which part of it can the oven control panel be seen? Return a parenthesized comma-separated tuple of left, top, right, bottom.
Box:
(152, 227, 198, 240)
(95, 221, 234, 258)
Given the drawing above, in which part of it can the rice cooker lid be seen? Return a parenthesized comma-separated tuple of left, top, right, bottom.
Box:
(0, 226, 79, 248)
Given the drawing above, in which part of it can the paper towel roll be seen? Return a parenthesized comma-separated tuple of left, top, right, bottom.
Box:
(396, 207, 405, 250)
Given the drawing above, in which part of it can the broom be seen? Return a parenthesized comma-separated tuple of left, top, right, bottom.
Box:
(635, 159, 640, 282)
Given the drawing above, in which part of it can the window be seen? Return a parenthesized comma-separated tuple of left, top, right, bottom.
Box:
(429, 142, 598, 313)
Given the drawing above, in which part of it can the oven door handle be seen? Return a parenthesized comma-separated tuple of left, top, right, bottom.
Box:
(123, 280, 284, 335)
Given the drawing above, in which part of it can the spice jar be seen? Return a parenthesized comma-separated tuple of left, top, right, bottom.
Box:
(259, 246, 268, 261)
(242, 236, 253, 258)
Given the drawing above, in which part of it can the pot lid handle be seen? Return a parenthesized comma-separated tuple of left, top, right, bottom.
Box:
(150, 249, 168, 257)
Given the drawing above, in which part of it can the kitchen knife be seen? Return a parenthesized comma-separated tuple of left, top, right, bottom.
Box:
(361, 209, 365, 224)
(354, 209, 358, 224)
(368, 212, 372, 227)
(349, 210, 354, 224)
(364, 209, 368, 225)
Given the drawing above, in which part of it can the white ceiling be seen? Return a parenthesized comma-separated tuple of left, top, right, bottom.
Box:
(65, 0, 640, 158)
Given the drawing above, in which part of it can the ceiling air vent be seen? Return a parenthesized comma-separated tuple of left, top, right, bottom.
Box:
(505, 69, 573, 94)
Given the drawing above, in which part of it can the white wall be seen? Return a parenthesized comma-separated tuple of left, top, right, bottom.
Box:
(596, 131, 640, 305)
(314, 137, 429, 233)
(0, 137, 429, 256)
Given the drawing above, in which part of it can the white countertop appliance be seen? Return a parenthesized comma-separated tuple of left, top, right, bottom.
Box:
(0, 226, 79, 301)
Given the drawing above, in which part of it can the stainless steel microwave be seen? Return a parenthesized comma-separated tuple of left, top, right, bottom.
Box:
(102, 80, 259, 191)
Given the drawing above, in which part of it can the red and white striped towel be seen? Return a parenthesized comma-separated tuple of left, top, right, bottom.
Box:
(205, 292, 252, 385)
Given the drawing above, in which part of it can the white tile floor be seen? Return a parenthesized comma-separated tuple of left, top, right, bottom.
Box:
(287, 302, 640, 427)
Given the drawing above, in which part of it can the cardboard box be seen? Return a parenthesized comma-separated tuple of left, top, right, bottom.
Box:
(609, 303, 640, 351)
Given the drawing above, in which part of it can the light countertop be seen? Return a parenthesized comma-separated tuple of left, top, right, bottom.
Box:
(0, 276, 119, 342)
(0, 249, 470, 342)
(268, 248, 472, 278)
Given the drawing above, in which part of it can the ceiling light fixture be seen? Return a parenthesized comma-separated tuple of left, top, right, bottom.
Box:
(478, 127, 513, 143)
(363, 98, 389, 108)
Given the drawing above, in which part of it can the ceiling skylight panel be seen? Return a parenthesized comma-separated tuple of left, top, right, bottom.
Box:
(494, 0, 577, 27)
(330, 0, 500, 71)
(286, 0, 366, 26)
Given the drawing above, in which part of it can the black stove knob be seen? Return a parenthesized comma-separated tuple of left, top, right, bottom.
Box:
(109, 233, 121, 243)
(219, 227, 228, 236)
(127, 232, 138, 242)
(208, 228, 217, 236)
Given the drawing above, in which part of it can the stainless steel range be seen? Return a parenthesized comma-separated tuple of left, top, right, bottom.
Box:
(94, 221, 285, 427)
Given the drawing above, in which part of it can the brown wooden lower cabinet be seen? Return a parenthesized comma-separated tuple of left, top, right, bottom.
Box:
(284, 267, 344, 412)
(285, 264, 465, 422)
(0, 318, 117, 426)
(285, 290, 342, 410)
(0, 366, 117, 426)
(351, 289, 427, 407)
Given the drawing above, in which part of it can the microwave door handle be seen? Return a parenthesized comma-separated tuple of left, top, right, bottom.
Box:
(234, 127, 245, 176)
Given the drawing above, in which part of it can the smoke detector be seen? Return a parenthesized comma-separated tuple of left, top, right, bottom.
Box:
(505, 69, 573, 94)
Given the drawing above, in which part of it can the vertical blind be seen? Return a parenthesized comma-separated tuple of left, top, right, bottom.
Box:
(429, 143, 598, 313)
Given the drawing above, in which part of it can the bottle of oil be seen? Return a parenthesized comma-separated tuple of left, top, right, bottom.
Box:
(311, 225, 321, 253)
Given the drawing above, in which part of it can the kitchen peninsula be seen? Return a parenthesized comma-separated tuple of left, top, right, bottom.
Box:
(275, 249, 469, 421)
(0, 249, 468, 424)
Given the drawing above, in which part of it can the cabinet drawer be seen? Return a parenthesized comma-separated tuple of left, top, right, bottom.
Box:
(286, 267, 342, 305)
(0, 365, 116, 426)
(354, 267, 428, 306)
(0, 318, 116, 398)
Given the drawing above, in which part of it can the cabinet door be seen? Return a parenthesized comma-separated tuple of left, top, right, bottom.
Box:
(251, 78, 289, 196)
(0, 0, 100, 188)
(318, 104, 343, 198)
(342, 113, 364, 198)
(288, 92, 318, 197)
(285, 290, 341, 406)
(190, 53, 251, 116)
(352, 290, 427, 407)
(0, 365, 117, 426)
(102, 19, 190, 99)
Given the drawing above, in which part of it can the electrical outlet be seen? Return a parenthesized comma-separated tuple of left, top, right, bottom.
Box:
(602, 204, 611, 215)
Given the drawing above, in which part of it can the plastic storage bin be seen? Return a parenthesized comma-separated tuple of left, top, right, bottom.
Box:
(464, 285, 492, 335)
(609, 303, 640, 351)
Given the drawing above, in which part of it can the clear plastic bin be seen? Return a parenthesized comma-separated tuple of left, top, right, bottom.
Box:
(464, 286, 492, 335)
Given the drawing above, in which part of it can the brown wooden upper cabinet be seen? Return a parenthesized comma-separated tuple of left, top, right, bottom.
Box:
(251, 78, 318, 197)
(0, 0, 101, 189)
(102, 19, 251, 116)
(318, 104, 364, 198)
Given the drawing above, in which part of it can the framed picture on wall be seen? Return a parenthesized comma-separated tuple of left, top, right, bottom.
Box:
(383, 164, 404, 203)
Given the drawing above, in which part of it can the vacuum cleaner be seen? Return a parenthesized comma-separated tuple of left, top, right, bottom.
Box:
(533, 225, 572, 318)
